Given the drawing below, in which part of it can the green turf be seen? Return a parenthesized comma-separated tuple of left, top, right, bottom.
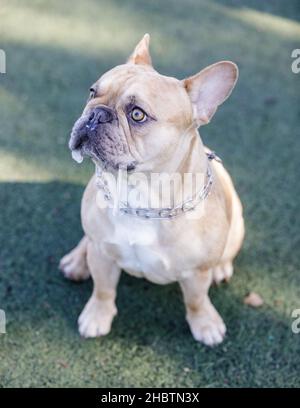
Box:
(0, 0, 299, 388)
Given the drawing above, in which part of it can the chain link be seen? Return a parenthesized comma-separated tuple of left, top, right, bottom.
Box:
(95, 152, 218, 219)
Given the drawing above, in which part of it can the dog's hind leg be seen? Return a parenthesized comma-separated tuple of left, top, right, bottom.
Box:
(59, 235, 90, 281)
(212, 185, 245, 285)
(212, 261, 234, 285)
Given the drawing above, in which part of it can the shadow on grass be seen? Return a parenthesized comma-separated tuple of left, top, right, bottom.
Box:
(0, 181, 299, 387)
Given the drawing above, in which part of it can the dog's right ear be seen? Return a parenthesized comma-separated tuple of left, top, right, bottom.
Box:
(127, 33, 152, 66)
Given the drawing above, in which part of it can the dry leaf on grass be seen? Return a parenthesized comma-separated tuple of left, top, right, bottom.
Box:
(244, 292, 264, 307)
(57, 360, 69, 368)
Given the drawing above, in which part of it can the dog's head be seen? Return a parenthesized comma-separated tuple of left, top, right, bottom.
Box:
(69, 34, 238, 171)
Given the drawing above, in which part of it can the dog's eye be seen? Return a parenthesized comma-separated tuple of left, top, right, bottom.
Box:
(89, 87, 96, 99)
(130, 107, 147, 123)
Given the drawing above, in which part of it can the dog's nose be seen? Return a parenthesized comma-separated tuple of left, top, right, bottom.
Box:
(86, 106, 114, 130)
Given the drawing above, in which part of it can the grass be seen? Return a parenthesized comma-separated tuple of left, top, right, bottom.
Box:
(0, 0, 299, 387)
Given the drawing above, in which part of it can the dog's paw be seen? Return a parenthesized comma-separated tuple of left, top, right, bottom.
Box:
(187, 301, 226, 346)
(78, 297, 117, 338)
(212, 262, 233, 285)
(59, 249, 90, 282)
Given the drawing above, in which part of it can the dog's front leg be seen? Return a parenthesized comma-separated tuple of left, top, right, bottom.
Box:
(78, 240, 121, 338)
(179, 269, 226, 346)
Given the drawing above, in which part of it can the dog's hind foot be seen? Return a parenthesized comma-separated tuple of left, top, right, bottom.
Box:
(212, 261, 233, 285)
(59, 236, 90, 281)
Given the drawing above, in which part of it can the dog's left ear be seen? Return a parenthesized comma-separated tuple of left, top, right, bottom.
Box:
(127, 33, 152, 66)
(183, 61, 238, 126)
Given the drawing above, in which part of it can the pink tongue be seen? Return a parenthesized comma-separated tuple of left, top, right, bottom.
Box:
(72, 149, 83, 164)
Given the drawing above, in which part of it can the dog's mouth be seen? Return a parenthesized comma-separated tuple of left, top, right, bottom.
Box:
(70, 136, 137, 172)
(69, 107, 138, 172)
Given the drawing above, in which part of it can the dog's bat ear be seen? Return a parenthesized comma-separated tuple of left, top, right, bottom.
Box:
(183, 61, 238, 126)
(127, 33, 152, 66)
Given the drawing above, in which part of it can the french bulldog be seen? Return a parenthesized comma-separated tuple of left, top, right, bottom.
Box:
(59, 34, 244, 346)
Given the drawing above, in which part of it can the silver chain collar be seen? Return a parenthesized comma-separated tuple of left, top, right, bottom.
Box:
(95, 151, 221, 220)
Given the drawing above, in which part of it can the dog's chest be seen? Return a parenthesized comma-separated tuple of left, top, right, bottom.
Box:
(101, 217, 192, 284)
